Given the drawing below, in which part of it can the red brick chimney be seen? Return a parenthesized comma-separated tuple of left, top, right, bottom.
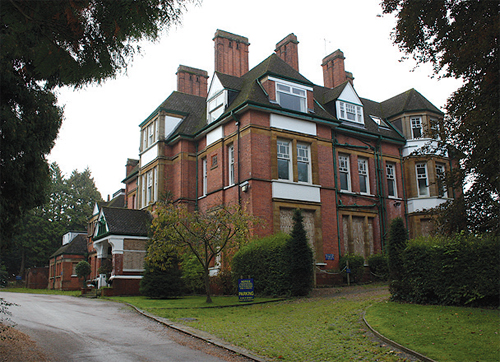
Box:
(214, 30, 249, 77)
(176, 65, 209, 97)
(125, 159, 139, 176)
(275, 33, 299, 72)
(322, 49, 353, 88)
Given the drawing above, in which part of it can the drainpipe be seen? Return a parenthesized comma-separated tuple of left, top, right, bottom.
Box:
(231, 111, 241, 205)
(375, 136, 387, 250)
(399, 147, 409, 229)
(331, 129, 342, 260)
(195, 142, 199, 210)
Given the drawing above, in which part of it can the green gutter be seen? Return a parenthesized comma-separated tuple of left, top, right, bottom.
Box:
(399, 147, 409, 230)
(331, 130, 342, 260)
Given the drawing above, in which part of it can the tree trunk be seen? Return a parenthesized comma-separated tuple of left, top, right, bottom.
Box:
(204, 269, 212, 303)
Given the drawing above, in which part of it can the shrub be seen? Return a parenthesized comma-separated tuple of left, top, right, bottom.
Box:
(387, 217, 408, 280)
(211, 269, 236, 295)
(395, 233, 499, 307)
(140, 254, 184, 298)
(287, 209, 314, 296)
(339, 254, 365, 283)
(232, 233, 291, 297)
(75, 261, 91, 288)
(180, 254, 204, 294)
(367, 253, 389, 280)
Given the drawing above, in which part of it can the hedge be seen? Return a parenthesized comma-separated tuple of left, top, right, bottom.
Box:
(231, 233, 291, 297)
(339, 254, 365, 282)
(392, 233, 499, 307)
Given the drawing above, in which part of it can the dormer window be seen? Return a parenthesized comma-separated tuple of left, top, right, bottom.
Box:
(276, 83, 306, 112)
(207, 91, 226, 123)
(338, 101, 363, 123)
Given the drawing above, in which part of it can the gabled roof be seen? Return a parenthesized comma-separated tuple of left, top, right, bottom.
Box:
(50, 234, 87, 258)
(143, 53, 440, 144)
(224, 54, 335, 121)
(381, 88, 443, 118)
(94, 207, 152, 241)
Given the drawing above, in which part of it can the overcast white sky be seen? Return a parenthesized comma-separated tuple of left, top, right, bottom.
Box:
(49, 0, 462, 199)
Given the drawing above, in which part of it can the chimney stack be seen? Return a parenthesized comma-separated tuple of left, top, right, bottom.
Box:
(176, 65, 209, 97)
(214, 30, 249, 77)
(275, 33, 299, 72)
(322, 49, 353, 89)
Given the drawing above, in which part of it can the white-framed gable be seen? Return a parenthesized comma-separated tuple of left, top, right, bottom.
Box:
(336, 83, 364, 124)
(93, 209, 109, 238)
(338, 82, 362, 105)
(207, 74, 224, 99)
(207, 74, 227, 123)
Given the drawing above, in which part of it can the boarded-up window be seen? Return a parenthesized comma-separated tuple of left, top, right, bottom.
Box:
(342, 215, 374, 263)
(123, 239, 146, 271)
(420, 218, 435, 237)
(280, 208, 315, 255)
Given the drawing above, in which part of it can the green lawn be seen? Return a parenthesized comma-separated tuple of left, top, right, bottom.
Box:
(0, 287, 81, 297)
(113, 288, 405, 361)
(108, 295, 282, 309)
(365, 301, 500, 362)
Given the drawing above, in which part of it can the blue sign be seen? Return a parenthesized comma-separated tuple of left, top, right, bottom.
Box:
(238, 278, 254, 302)
(325, 253, 335, 261)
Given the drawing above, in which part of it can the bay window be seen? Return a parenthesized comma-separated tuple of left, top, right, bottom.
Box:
(416, 162, 429, 196)
(411, 117, 422, 139)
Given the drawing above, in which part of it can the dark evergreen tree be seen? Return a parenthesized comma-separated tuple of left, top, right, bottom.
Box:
(387, 217, 409, 299)
(2, 163, 103, 277)
(140, 254, 184, 299)
(287, 209, 314, 297)
(0, 0, 189, 246)
(381, 0, 499, 235)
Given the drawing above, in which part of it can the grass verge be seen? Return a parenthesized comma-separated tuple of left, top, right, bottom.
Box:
(112, 286, 406, 361)
(365, 301, 500, 362)
(0, 288, 80, 297)
(107, 295, 281, 309)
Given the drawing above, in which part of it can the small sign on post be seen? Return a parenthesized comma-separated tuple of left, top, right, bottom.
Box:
(238, 278, 254, 302)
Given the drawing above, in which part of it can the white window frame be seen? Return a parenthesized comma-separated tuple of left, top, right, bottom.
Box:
(146, 169, 154, 204)
(296, 143, 311, 183)
(435, 163, 447, 198)
(386, 163, 397, 198)
(276, 83, 307, 112)
(228, 144, 235, 186)
(277, 139, 292, 181)
(411, 117, 423, 139)
(358, 158, 370, 194)
(202, 158, 207, 196)
(337, 101, 363, 123)
(416, 162, 429, 197)
(338, 155, 351, 191)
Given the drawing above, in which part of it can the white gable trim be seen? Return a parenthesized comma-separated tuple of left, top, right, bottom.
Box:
(338, 82, 362, 105)
(207, 74, 224, 100)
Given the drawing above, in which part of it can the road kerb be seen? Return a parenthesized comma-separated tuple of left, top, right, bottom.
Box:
(127, 303, 268, 362)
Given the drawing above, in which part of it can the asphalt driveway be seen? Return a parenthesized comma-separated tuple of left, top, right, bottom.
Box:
(1, 292, 237, 362)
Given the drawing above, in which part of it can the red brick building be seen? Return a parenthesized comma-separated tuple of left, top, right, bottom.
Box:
(48, 232, 87, 290)
(117, 30, 457, 286)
